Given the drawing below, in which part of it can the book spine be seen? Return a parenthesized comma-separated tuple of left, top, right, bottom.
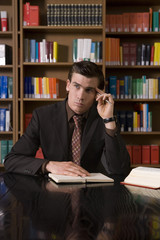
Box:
(1, 11, 7, 32)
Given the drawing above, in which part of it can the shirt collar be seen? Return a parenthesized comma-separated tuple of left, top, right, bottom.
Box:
(66, 100, 89, 122)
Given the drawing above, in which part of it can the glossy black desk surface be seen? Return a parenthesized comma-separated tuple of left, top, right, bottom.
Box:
(0, 173, 160, 240)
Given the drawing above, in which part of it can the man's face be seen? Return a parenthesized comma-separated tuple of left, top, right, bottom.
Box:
(66, 73, 98, 114)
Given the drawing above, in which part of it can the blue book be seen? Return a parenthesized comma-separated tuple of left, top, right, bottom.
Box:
(0, 108, 6, 131)
(90, 42, 96, 62)
(124, 76, 129, 99)
(1, 76, 8, 98)
(30, 39, 36, 62)
(126, 111, 133, 132)
(24, 77, 29, 98)
(109, 76, 117, 99)
(28, 77, 32, 98)
(35, 42, 39, 62)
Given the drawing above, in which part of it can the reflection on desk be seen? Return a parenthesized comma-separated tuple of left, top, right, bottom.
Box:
(0, 173, 160, 240)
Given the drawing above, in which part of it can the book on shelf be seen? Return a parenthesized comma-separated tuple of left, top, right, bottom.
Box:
(24, 38, 58, 63)
(0, 139, 13, 164)
(121, 167, 160, 189)
(24, 77, 66, 99)
(48, 172, 114, 184)
(47, 4, 102, 26)
(151, 145, 159, 164)
(0, 44, 12, 65)
(0, 11, 7, 32)
(23, 3, 39, 26)
(106, 11, 150, 33)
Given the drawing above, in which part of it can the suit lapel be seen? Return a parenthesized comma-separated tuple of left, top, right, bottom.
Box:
(81, 103, 99, 158)
(52, 100, 69, 159)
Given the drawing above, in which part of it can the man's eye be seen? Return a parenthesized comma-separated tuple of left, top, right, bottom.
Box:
(75, 85, 80, 89)
(86, 88, 93, 93)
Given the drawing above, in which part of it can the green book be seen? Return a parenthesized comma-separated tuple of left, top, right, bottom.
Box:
(1, 140, 8, 164)
(152, 11, 159, 32)
(8, 139, 13, 153)
(72, 39, 77, 62)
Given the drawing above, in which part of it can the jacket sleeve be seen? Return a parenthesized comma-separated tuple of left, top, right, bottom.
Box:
(101, 128, 131, 180)
(4, 109, 47, 175)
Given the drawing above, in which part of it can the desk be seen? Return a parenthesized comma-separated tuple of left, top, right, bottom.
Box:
(0, 173, 160, 240)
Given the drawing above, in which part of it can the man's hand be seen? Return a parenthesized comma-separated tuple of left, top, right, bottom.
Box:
(46, 161, 90, 177)
(96, 88, 116, 130)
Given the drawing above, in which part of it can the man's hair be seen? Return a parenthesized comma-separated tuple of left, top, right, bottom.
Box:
(68, 61, 105, 90)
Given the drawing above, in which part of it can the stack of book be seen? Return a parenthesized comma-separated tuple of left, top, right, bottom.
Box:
(126, 145, 159, 165)
(47, 4, 102, 26)
(73, 39, 102, 63)
(24, 77, 66, 99)
(106, 9, 159, 33)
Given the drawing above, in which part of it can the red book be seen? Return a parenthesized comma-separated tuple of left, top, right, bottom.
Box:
(142, 145, 150, 164)
(122, 42, 130, 66)
(143, 12, 149, 32)
(1, 11, 7, 31)
(106, 15, 110, 32)
(116, 15, 123, 32)
(123, 13, 130, 32)
(35, 147, 44, 159)
(136, 12, 143, 32)
(29, 6, 39, 26)
(126, 145, 133, 164)
(109, 15, 116, 32)
(129, 43, 137, 66)
(151, 145, 159, 164)
(129, 13, 137, 32)
(150, 45, 154, 65)
(26, 2, 30, 26)
(24, 113, 32, 130)
(132, 145, 141, 164)
(149, 8, 153, 32)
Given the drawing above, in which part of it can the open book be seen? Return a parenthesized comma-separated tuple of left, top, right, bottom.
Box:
(48, 172, 114, 184)
(121, 167, 160, 189)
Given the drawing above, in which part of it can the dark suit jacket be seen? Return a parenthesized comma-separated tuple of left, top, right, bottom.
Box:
(4, 100, 130, 179)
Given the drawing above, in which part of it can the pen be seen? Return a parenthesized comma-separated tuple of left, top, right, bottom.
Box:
(97, 93, 112, 105)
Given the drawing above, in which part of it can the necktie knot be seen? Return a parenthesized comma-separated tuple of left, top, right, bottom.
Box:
(73, 115, 83, 129)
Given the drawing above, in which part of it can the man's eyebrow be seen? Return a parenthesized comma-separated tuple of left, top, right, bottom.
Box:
(72, 81, 96, 91)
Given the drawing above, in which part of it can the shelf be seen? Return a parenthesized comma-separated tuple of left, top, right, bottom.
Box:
(0, 99, 13, 102)
(0, 65, 13, 68)
(22, 98, 65, 102)
(106, 32, 160, 37)
(0, 31, 13, 37)
(23, 62, 103, 66)
(105, 65, 160, 69)
(114, 99, 160, 102)
(131, 164, 160, 168)
(0, 131, 13, 135)
(121, 132, 160, 135)
(23, 26, 103, 33)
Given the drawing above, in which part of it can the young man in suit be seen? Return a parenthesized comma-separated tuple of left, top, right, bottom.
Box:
(4, 61, 130, 179)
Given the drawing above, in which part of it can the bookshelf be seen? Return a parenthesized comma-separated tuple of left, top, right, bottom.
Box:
(19, 0, 105, 136)
(0, 0, 18, 167)
(106, 0, 160, 166)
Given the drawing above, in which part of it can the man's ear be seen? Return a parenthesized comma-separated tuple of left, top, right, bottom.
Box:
(66, 79, 71, 92)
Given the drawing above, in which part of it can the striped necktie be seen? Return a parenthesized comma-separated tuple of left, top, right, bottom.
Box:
(71, 115, 83, 165)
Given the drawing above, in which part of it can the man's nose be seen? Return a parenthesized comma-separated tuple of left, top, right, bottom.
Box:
(78, 89, 85, 99)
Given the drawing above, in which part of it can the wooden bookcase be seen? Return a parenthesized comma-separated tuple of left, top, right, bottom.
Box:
(1, 0, 160, 168)
(106, 0, 160, 167)
(0, 0, 18, 168)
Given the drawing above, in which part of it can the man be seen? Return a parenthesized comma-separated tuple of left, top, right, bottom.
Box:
(4, 61, 130, 179)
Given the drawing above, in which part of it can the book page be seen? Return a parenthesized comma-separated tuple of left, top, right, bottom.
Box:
(85, 173, 114, 183)
(48, 173, 85, 183)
